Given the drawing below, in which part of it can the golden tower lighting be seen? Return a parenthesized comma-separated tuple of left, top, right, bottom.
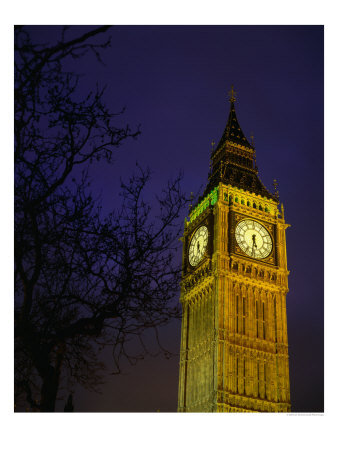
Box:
(178, 88, 291, 412)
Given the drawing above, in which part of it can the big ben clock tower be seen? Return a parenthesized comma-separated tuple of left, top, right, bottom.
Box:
(177, 87, 291, 412)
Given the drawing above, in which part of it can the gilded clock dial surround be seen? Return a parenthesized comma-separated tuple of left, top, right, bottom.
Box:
(235, 219, 272, 259)
(188, 225, 208, 267)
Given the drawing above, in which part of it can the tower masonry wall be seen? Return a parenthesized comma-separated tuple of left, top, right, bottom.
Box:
(178, 182, 291, 412)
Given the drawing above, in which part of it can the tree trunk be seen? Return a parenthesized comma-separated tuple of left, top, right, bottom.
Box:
(40, 368, 60, 412)
(39, 348, 64, 412)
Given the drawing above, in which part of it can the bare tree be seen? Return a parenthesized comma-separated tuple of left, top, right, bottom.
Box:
(14, 26, 188, 412)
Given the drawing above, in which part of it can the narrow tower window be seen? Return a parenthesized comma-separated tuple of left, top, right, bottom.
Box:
(274, 295, 277, 343)
(243, 297, 246, 335)
(257, 360, 260, 397)
(263, 302, 266, 340)
(255, 300, 259, 338)
(243, 357, 246, 394)
(236, 295, 239, 333)
(264, 360, 267, 399)
(236, 356, 239, 393)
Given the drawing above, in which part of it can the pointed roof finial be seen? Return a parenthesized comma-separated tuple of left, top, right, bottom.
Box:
(228, 85, 237, 103)
(273, 179, 279, 201)
(189, 192, 194, 214)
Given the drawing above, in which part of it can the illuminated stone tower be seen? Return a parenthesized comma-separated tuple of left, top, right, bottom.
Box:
(177, 87, 291, 412)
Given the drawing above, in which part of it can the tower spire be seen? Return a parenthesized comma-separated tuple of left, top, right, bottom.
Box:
(204, 87, 275, 201)
(217, 86, 253, 150)
(228, 84, 237, 103)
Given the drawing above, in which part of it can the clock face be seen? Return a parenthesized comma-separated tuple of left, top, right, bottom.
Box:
(235, 219, 272, 259)
(188, 225, 208, 267)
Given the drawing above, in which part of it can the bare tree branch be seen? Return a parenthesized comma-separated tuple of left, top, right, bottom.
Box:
(14, 26, 188, 412)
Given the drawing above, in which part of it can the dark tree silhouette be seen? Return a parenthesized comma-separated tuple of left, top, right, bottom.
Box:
(64, 394, 74, 412)
(14, 26, 188, 412)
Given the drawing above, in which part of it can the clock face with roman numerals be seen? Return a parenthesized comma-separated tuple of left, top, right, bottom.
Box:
(235, 219, 272, 259)
(188, 225, 208, 267)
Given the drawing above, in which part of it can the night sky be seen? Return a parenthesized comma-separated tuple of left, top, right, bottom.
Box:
(24, 25, 324, 413)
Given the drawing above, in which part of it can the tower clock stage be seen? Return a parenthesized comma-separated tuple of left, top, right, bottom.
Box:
(178, 88, 291, 413)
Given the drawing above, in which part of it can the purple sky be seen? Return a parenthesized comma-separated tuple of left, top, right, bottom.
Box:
(27, 25, 324, 412)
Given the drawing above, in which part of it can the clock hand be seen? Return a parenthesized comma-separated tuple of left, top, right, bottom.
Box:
(197, 240, 202, 257)
(251, 234, 257, 256)
(252, 234, 257, 248)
